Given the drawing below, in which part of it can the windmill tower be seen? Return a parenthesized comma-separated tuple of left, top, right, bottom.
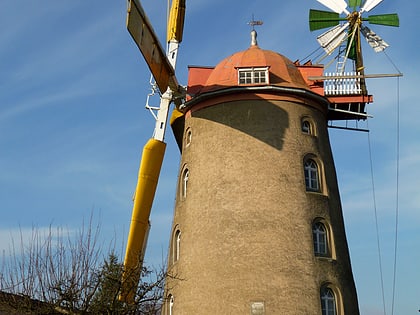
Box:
(120, 0, 400, 313)
(163, 30, 360, 314)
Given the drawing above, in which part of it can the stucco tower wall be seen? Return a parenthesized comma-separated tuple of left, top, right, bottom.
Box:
(165, 92, 359, 314)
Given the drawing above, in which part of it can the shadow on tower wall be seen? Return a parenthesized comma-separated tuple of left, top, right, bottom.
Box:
(191, 100, 289, 151)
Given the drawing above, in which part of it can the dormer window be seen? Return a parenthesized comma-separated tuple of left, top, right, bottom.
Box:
(238, 67, 269, 85)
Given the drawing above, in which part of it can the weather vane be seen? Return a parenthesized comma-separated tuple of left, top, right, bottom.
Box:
(247, 14, 263, 30)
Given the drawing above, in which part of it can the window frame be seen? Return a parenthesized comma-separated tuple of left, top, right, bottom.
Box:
(238, 67, 269, 85)
(313, 221, 328, 256)
(180, 167, 189, 199)
(167, 294, 174, 315)
(304, 158, 320, 192)
(173, 229, 181, 263)
(302, 120, 311, 134)
(301, 117, 316, 136)
(320, 286, 337, 315)
(185, 127, 192, 148)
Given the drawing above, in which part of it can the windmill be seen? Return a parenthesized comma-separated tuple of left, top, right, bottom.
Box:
(120, 0, 404, 308)
(309, 0, 399, 95)
(120, 0, 186, 303)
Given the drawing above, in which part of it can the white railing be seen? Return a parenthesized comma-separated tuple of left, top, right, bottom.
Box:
(324, 72, 362, 96)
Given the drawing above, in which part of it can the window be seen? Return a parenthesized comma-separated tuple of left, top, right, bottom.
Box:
(301, 117, 316, 136)
(166, 294, 174, 315)
(181, 168, 189, 198)
(321, 286, 337, 315)
(313, 222, 328, 256)
(304, 159, 320, 191)
(185, 128, 192, 147)
(302, 120, 312, 134)
(238, 67, 269, 85)
(251, 301, 265, 315)
(173, 229, 181, 263)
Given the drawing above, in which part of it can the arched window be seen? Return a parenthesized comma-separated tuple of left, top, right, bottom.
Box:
(313, 222, 328, 256)
(320, 286, 337, 315)
(302, 120, 312, 134)
(166, 294, 174, 315)
(304, 159, 320, 192)
(173, 229, 181, 263)
(181, 168, 189, 199)
(185, 128, 192, 147)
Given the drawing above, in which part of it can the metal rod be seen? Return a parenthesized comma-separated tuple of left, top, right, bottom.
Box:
(328, 107, 373, 118)
(328, 125, 369, 132)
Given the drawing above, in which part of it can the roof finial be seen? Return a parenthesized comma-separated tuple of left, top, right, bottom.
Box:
(247, 15, 263, 46)
(251, 29, 258, 46)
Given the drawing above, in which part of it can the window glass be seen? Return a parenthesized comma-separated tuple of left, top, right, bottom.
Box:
(186, 129, 192, 146)
(254, 70, 266, 83)
(239, 71, 252, 84)
(167, 294, 174, 315)
(181, 168, 189, 198)
(321, 287, 336, 315)
(304, 159, 319, 191)
(302, 120, 312, 134)
(174, 230, 181, 263)
(238, 67, 269, 85)
(313, 222, 328, 256)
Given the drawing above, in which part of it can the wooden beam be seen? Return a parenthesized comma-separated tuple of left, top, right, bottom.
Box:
(127, 0, 179, 94)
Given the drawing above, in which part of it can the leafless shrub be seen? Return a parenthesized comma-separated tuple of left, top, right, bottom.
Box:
(0, 215, 172, 314)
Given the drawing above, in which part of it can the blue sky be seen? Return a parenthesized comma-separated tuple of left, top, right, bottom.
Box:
(0, 1, 418, 314)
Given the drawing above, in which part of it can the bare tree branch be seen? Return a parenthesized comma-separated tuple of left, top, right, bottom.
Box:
(1, 214, 176, 314)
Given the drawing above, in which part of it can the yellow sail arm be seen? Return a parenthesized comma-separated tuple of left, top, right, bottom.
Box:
(121, 0, 186, 304)
(120, 139, 166, 303)
(167, 0, 186, 43)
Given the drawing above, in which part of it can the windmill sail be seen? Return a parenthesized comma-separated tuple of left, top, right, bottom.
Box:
(127, 0, 179, 94)
(361, 25, 389, 52)
(360, 0, 384, 13)
(309, 9, 340, 31)
(309, 0, 399, 74)
(349, 0, 362, 9)
(317, 0, 349, 14)
(317, 23, 349, 55)
(367, 14, 400, 27)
